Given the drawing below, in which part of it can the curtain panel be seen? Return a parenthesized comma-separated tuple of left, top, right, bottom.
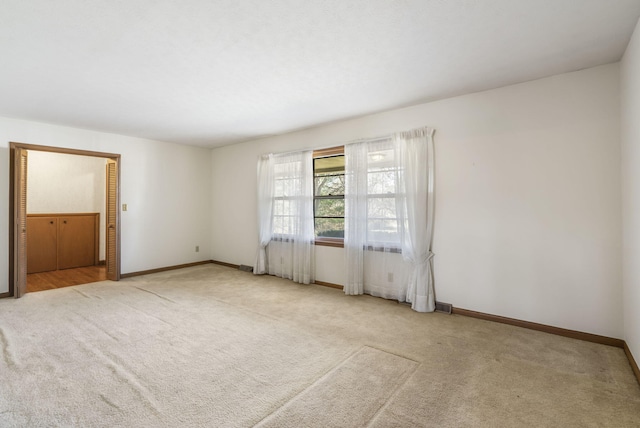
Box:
(253, 151, 315, 284)
(253, 154, 274, 274)
(344, 127, 436, 312)
(397, 127, 436, 312)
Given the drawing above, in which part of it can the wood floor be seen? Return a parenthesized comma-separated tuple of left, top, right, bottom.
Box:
(27, 265, 108, 293)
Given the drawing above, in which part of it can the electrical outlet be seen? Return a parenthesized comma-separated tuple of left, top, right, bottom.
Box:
(195, 246, 199, 252)
(122, 203, 127, 211)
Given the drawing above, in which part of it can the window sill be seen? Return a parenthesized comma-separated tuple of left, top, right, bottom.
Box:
(314, 238, 344, 248)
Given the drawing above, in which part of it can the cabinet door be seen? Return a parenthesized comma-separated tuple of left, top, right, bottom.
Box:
(58, 215, 96, 270)
(27, 217, 58, 274)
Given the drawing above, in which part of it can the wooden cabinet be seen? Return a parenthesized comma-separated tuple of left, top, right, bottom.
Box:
(26, 217, 58, 273)
(27, 213, 99, 274)
(58, 215, 97, 270)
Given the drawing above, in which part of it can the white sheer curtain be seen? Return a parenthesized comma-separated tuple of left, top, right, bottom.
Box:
(398, 127, 435, 312)
(253, 154, 274, 274)
(344, 127, 435, 312)
(253, 151, 315, 284)
(344, 142, 367, 295)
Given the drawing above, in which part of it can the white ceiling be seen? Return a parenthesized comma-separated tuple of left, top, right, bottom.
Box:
(2, 1, 640, 148)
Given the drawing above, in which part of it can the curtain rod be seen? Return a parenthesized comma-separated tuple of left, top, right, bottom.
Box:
(262, 126, 434, 158)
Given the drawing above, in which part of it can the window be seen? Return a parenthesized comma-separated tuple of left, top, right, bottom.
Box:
(344, 140, 406, 254)
(311, 144, 402, 249)
(270, 144, 405, 249)
(272, 164, 300, 237)
(271, 152, 312, 238)
(365, 145, 402, 248)
(313, 147, 344, 245)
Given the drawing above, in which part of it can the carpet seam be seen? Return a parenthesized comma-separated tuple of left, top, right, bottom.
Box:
(130, 285, 178, 303)
(361, 344, 421, 364)
(254, 346, 419, 427)
(365, 361, 421, 427)
(77, 341, 164, 417)
(252, 345, 365, 426)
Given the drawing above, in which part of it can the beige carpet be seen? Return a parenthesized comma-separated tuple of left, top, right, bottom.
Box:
(0, 264, 638, 427)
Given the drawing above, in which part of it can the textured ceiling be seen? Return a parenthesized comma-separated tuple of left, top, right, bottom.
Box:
(2, 0, 640, 148)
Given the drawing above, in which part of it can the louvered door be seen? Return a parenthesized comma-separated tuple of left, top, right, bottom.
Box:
(14, 148, 28, 297)
(106, 159, 119, 280)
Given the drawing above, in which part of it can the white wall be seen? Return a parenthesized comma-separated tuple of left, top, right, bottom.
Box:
(27, 151, 107, 260)
(211, 63, 622, 338)
(621, 18, 640, 368)
(0, 117, 212, 294)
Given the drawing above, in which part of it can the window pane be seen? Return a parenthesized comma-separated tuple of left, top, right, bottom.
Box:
(313, 154, 345, 239)
(315, 218, 344, 238)
(274, 215, 299, 236)
(314, 155, 345, 197)
(315, 198, 345, 217)
(315, 175, 344, 196)
(273, 199, 284, 216)
(273, 216, 285, 235)
(367, 219, 399, 243)
(368, 197, 397, 219)
(368, 170, 397, 194)
(275, 177, 301, 197)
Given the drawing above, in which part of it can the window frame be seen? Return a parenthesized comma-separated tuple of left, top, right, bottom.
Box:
(313, 146, 345, 248)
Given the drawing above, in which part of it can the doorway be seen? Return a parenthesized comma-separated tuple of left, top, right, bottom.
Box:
(9, 142, 121, 298)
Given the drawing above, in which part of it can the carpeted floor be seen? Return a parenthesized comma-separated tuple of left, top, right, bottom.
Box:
(0, 264, 639, 427)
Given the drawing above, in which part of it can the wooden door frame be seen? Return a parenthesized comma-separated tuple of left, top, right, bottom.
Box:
(8, 142, 121, 297)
